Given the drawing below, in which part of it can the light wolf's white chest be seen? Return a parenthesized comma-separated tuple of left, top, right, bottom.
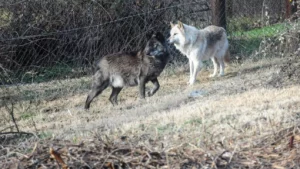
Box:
(174, 44, 189, 56)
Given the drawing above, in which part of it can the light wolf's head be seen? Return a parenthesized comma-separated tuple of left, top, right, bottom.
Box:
(143, 32, 167, 57)
(169, 21, 186, 45)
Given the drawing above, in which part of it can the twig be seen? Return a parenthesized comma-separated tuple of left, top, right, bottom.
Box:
(5, 102, 19, 132)
(0, 125, 14, 133)
(0, 131, 36, 137)
(289, 135, 294, 150)
(99, 148, 132, 168)
(29, 116, 38, 134)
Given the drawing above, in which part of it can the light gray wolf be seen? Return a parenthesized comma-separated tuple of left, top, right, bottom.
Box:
(84, 32, 170, 109)
(169, 21, 229, 85)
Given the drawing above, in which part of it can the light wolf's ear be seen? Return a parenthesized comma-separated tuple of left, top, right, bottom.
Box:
(170, 22, 175, 28)
(178, 21, 183, 29)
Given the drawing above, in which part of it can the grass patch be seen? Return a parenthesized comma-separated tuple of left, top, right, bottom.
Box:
(0, 9, 12, 26)
(20, 64, 85, 83)
(38, 131, 53, 139)
(19, 112, 36, 120)
(229, 37, 262, 56)
(1, 63, 89, 85)
(228, 23, 289, 56)
(227, 16, 259, 32)
(183, 118, 202, 126)
(230, 23, 288, 39)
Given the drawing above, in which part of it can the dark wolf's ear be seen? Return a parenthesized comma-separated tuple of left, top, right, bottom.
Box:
(170, 22, 175, 28)
(146, 31, 154, 40)
(154, 32, 165, 43)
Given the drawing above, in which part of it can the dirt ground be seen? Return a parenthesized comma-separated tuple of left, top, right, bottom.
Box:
(1, 55, 300, 168)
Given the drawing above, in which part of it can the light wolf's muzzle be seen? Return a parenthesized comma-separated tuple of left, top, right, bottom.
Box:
(168, 37, 174, 44)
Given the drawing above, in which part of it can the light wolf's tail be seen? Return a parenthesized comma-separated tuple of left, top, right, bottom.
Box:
(224, 49, 230, 64)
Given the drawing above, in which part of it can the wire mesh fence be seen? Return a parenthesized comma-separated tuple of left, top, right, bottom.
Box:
(0, 0, 297, 84)
(0, 0, 299, 134)
(0, 0, 212, 85)
(226, 0, 299, 57)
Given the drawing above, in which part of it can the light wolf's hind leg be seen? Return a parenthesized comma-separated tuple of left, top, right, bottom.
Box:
(217, 57, 225, 76)
(209, 57, 218, 78)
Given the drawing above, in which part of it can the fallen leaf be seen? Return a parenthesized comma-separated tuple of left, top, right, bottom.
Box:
(49, 147, 69, 169)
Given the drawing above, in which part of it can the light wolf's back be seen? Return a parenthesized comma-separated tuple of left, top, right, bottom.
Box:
(203, 25, 229, 61)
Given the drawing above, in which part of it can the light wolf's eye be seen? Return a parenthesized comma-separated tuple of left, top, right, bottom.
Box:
(173, 33, 178, 36)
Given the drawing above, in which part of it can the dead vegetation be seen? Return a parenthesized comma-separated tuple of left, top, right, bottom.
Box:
(0, 54, 299, 168)
(1, 123, 300, 168)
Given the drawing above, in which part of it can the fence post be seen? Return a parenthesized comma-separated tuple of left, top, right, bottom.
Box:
(211, 0, 227, 30)
(286, 0, 291, 18)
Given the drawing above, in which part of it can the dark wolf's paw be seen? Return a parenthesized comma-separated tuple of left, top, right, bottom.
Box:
(146, 90, 153, 97)
(84, 104, 90, 110)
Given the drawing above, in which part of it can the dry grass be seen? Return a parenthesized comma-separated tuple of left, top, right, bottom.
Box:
(1, 56, 300, 168)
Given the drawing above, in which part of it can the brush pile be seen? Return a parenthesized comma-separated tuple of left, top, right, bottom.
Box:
(268, 55, 300, 88)
(1, 126, 300, 169)
(0, 135, 232, 169)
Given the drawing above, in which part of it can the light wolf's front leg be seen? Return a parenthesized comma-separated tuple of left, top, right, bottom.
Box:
(190, 59, 202, 85)
(188, 59, 194, 85)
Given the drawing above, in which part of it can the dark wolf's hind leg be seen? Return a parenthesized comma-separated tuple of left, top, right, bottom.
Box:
(85, 71, 109, 110)
(85, 81, 109, 109)
(109, 87, 122, 105)
(146, 78, 160, 97)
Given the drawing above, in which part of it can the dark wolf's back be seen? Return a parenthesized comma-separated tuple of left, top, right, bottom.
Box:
(97, 32, 170, 86)
(97, 51, 149, 87)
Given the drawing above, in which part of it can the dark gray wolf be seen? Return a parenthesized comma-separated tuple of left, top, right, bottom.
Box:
(84, 32, 170, 109)
(169, 21, 230, 85)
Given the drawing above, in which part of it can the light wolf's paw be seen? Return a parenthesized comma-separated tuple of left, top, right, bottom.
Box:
(209, 74, 217, 78)
(218, 73, 224, 77)
(188, 79, 196, 85)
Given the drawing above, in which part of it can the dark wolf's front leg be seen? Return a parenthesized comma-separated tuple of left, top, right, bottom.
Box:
(146, 78, 160, 97)
(139, 76, 146, 99)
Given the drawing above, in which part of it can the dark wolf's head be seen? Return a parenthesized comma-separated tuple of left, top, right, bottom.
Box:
(143, 32, 168, 57)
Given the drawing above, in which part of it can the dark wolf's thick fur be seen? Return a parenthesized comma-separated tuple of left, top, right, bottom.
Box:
(85, 32, 170, 109)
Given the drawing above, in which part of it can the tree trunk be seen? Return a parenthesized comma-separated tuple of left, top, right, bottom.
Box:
(211, 0, 227, 30)
(286, 0, 291, 18)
